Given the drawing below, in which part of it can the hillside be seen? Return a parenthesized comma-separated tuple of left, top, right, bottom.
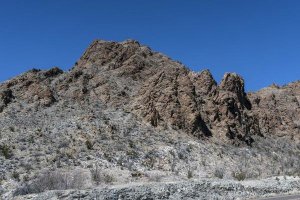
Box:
(0, 40, 299, 199)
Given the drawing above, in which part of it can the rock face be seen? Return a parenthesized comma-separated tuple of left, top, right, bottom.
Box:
(2, 68, 63, 108)
(249, 81, 300, 140)
(0, 39, 299, 144)
(57, 40, 260, 144)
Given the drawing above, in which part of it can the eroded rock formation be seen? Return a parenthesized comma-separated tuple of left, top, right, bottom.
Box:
(0, 39, 299, 144)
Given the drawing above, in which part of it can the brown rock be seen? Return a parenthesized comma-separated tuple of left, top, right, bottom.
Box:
(2, 39, 299, 144)
(249, 81, 300, 140)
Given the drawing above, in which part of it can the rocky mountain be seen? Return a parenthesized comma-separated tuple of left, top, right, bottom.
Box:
(0, 40, 299, 199)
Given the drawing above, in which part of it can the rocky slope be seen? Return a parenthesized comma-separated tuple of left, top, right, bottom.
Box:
(0, 39, 299, 199)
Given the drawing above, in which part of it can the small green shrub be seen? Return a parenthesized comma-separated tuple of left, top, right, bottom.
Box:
(187, 169, 193, 179)
(103, 174, 114, 184)
(9, 126, 15, 132)
(85, 140, 93, 150)
(90, 166, 115, 185)
(214, 167, 224, 179)
(12, 171, 20, 181)
(1, 144, 13, 159)
(232, 170, 246, 181)
(131, 171, 143, 178)
(91, 165, 101, 185)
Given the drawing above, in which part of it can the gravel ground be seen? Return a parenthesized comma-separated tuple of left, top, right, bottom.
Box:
(10, 176, 300, 200)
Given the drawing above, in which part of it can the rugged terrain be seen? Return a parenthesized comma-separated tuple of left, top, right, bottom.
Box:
(0, 40, 299, 199)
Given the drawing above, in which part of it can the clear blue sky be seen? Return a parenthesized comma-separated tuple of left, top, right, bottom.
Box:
(1, 0, 300, 91)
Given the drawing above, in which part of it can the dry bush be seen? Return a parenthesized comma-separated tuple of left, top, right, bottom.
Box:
(187, 169, 193, 179)
(14, 169, 87, 196)
(90, 165, 115, 185)
(0, 144, 13, 159)
(147, 174, 162, 182)
(90, 165, 101, 185)
(232, 170, 246, 181)
(214, 167, 224, 179)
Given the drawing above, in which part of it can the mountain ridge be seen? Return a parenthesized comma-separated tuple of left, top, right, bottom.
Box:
(1, 39, 299, 144)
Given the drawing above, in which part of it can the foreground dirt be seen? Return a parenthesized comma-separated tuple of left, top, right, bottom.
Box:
(11, 177, 300, 200)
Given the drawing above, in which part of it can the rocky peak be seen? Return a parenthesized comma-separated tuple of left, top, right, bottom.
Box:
(74, 39, 142, 70)
(219, 73, 251, 110)
(44, 67, 64, 77)
(190, 69, 217, 97)
(219, 73, 245, 93)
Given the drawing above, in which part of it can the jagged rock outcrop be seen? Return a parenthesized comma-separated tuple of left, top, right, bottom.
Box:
(2, 68, 62, 109)
(0, 39, 298, 143)
(189, 69, 217, 97)
(249, 81, 300, 141)
(211, 73, 260, 145)
(64, 39, 262, 143)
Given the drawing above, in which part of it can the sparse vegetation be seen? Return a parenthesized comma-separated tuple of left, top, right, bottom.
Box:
(103, 173, 114, 184)
(147, 174, 163, 182)
(0, 144, 13, 159)
(187, 169, 193, 179)
(214, 167, 225, 179)
(85, 140, 94, 150)
(14, 170, 86, 196)
(12, 171, 20, 181)
(232, 170, 247, 181)
(90, 165, 101, 185)
(9, 126, 15, 132)
(90, 165, 115, 185)
(131, 171, 143, 178)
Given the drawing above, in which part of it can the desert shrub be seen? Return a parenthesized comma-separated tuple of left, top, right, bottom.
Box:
(214, 167, 224, 179)
(9, 126, 15, 132)
(23, 174, 30, 182)
(201, 158, 207, 167)
(0, 144, 13, 159)
(126, 149, 139, 159)
(131, 171, 143, 178)
(28, 135, 35, 144)
(90, 165, 101, 185)
(85, 140, 94, 150)
(143, 150, 158, 169)
(147, 174, 162, 182)
(14, 169, 86, 196)
(297, 143, 300, 150)
(103, 173, 114, 183)
(187, 169, 193, 179)
(246, 169, 261, 179)
(0, 176, 4, 185)
(232, 170, 246, 181)
(12, 171, 20, 181)
(90, 166, 115, 185)
(20, 163, 33, 172)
